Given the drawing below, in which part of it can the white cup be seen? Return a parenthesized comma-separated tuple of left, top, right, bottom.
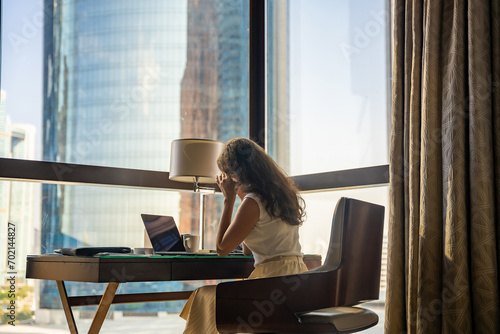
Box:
(182, 234, 200, 253)
(134, 248, 154, 255)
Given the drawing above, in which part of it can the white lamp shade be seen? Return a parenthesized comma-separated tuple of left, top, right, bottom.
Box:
(169, 139, 224, 184)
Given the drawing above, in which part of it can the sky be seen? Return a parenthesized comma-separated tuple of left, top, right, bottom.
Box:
(1, 0, 44, 159)
(288, 0, 389, 175)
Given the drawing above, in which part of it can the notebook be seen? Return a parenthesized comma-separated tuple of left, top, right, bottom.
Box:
(141, 214, 219, 256)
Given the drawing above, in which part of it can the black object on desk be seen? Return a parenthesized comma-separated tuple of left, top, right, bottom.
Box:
(54, 247, 132, 256)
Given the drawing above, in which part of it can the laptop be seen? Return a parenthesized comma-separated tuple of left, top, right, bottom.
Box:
(141, 214, 219, 256)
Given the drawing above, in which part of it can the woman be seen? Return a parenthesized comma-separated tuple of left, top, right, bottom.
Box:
(180, 138, 308, 333)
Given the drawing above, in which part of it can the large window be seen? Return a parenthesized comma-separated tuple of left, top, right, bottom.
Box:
(1, 0, 390, 333)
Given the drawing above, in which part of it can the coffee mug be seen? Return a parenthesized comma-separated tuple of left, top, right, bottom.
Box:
(182, 234, 200, 253)
(134, 247, 154, 255)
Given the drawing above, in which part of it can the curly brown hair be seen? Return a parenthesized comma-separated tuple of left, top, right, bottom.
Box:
(217, 138, 305, 226)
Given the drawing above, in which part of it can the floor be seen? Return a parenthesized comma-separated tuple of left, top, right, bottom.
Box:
(0, 307, 385, 334)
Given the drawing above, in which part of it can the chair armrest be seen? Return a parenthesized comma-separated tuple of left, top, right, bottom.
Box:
(216, 273, 311, 332)
(216, 271, 340, 313)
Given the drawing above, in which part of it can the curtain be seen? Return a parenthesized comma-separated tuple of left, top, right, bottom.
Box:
(386, 0, 500, 333)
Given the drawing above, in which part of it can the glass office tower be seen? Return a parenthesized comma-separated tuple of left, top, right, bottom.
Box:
(0, 90, 38, 284)
(42, 0, 188, 250)
(41, 0, 189, 310)
(178, 0, 250, 239)
(8, 124, 37, 282)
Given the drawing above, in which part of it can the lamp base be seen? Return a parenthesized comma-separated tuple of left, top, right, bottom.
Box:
(199, 192, 206, 250)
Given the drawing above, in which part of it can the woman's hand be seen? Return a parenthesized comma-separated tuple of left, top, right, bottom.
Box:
(216, 173, 237, 200)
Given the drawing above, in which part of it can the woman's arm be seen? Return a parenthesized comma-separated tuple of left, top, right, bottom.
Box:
(215, 173, 259, 256)
(216, 197, 259, 256)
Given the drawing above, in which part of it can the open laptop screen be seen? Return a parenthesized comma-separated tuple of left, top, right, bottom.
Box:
(141, 214, 185, 252)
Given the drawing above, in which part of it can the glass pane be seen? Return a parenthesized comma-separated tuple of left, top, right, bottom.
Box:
(0, 180, 226, 332)
(300, 186, 389, 333)
(267, 0, 390, 175)
(1, 0, 249, 170)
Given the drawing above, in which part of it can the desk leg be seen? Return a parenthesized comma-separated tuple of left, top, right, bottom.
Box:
(56, 281, 78, 334)
(88, 282, 119, 334)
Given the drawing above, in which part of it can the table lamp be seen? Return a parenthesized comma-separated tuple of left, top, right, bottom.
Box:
(169, 138, 224, 249)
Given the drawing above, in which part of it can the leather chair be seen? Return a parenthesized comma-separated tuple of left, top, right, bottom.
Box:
(216, 197, 385, 333)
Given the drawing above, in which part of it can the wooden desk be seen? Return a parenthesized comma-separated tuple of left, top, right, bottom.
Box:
(26, 254, 321, 333)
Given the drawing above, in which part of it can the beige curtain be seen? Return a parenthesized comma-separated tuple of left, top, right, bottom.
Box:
(386, 0, 500, 333)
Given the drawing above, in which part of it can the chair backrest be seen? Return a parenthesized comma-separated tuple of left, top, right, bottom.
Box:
(308, 197, 348, 273)
(310, 197, 385, 305)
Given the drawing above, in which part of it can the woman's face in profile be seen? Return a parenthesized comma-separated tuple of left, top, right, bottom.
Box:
(230, 176, 247, 197)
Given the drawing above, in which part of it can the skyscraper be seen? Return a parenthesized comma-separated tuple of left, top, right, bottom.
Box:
(42, 0, 189, 254)
(8, 124, 37, 283)
(0, 89, 37, 284)
(178, 0, 250, 241)
(42, 0, 190, 310)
